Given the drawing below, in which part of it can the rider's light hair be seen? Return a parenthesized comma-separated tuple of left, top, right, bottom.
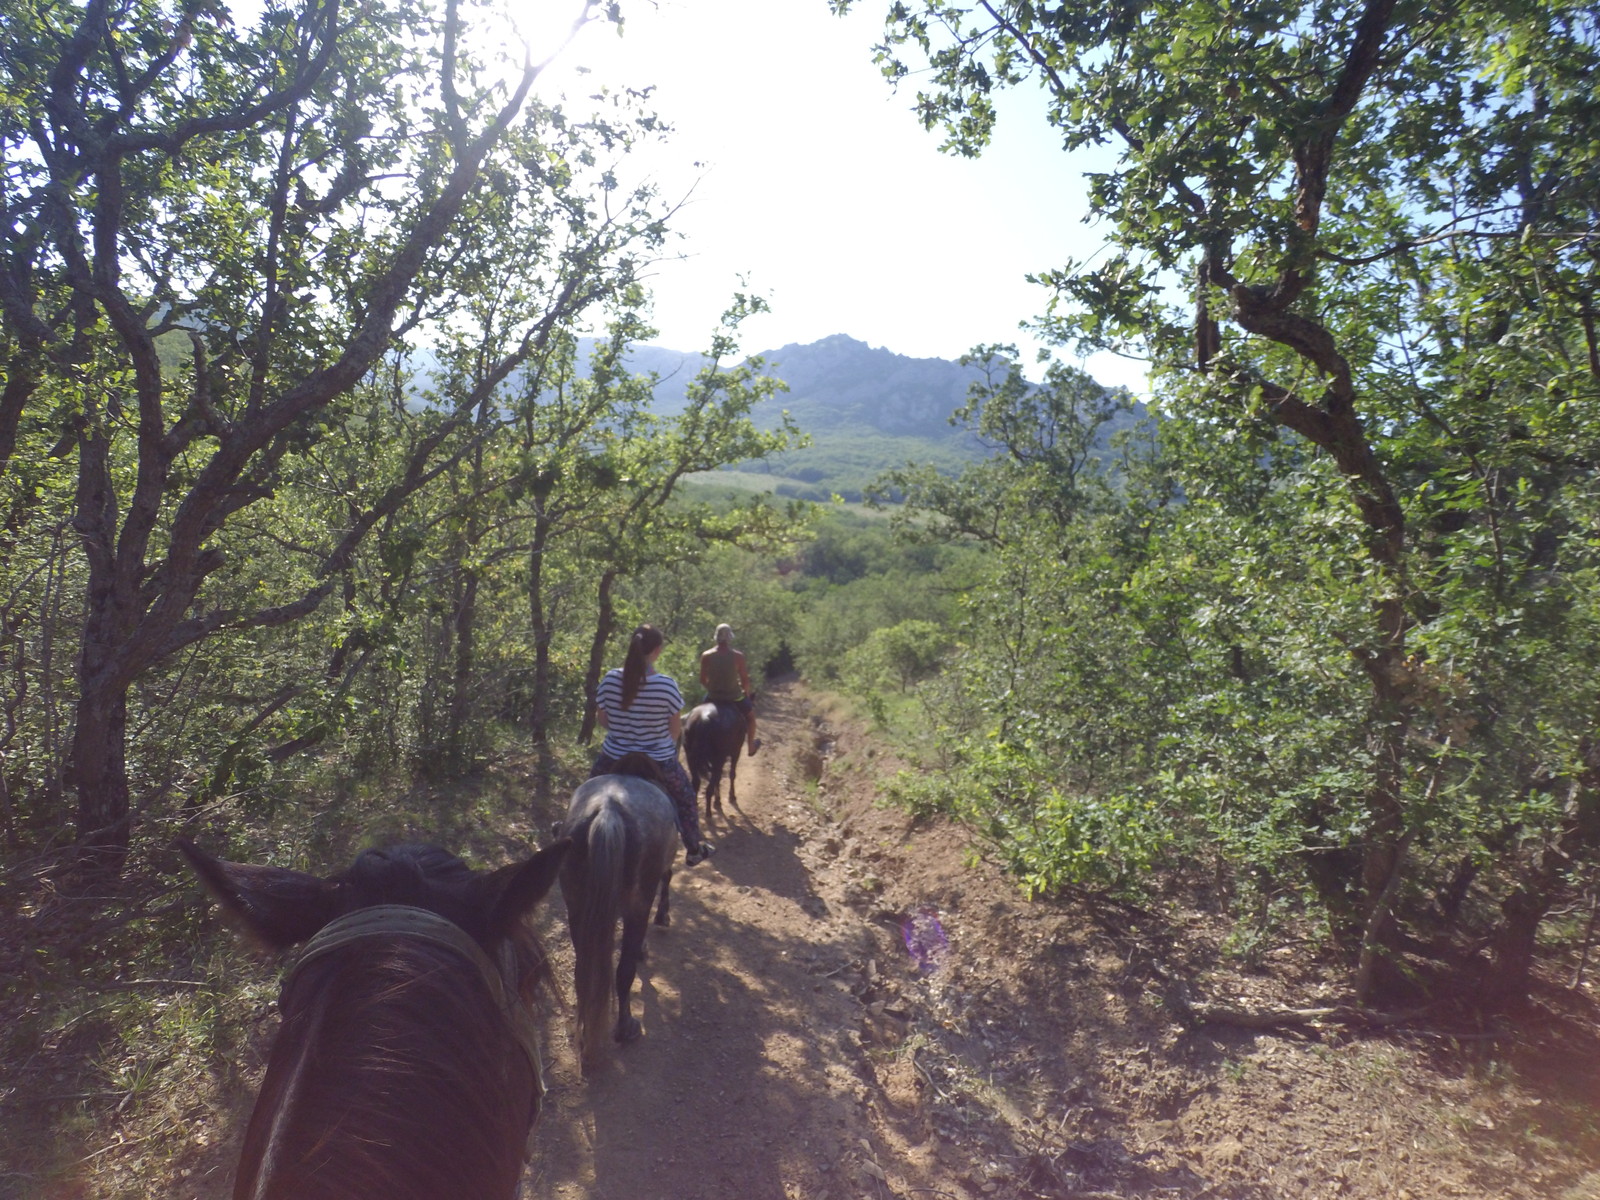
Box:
(714, 623, 734, 646)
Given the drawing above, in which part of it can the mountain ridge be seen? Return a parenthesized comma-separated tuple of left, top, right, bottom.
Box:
(607, 332, 990, 431)
(581, 333, 1140, 502)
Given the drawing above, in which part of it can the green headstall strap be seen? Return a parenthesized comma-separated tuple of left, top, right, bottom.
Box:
(287, 904, 547, 1154)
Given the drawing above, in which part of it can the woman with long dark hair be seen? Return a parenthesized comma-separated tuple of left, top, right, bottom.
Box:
(591, 624, 715, 864)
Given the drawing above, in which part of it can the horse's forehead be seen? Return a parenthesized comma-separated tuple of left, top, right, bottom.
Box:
(339, 844, 475, 909)
(348, 842, 465, 874)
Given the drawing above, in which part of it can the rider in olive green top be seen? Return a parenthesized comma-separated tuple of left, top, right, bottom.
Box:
(699, 623, 760, 756)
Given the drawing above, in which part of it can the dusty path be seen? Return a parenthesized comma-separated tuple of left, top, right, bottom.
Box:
(519, 680, 1600, 1200)
(529, 682, 902, 1200)
(5, 684, 1595, 1197)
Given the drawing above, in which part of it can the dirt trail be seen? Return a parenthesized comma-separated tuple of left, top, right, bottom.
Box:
(6, 681, 1596, 1198)
(521, 679, 1600, 1200)
(0, 672, 1589, 1200)
(530, 682, 908, 1200)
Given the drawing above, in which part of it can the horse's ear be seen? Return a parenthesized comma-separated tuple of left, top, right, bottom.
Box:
(176, 838, 340, 950)
(473, 839, 571, 938)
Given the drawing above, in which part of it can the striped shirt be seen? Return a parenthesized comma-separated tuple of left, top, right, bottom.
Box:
(596, 668, 683, 760)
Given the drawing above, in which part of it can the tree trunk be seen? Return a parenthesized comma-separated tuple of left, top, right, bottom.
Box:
(0, 349, 42, 483)
(444, 567, 479, 768)
(1436, 854, 1479, 926)
(68, 678, 130, 870)
(1485, 883, 1551, 1009)
(1357, 659, 1411, 932)
(527, 511, 553, 800)
(69, 420, 138, 868)
(577, 568, 619, 745)
(1483, 778, 1600, 1008)
(1222, 275, 1416, 971)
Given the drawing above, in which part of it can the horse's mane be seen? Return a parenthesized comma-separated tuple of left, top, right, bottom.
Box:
(236, 846, 554, 1200)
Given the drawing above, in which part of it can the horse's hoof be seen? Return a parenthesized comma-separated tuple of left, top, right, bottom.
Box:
(615, 1016, 642, 1044)
(654, 912, 671, 927)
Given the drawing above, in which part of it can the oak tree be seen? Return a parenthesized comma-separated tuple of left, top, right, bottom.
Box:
(0, 0, 661, 864)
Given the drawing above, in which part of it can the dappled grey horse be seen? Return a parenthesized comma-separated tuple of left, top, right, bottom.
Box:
(556, 758, 680, 1067)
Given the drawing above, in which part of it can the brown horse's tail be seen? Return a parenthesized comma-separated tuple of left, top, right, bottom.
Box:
(572, 800, 625, 1064)
(681, 707, 710, 788)
(682, 703, 738, 790)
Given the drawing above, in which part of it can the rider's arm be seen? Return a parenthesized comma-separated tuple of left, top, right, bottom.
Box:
(736, 651, 753, 696)
(699, 650, 711, 687)
(669, 709, 682, 741)
(594, 704, 610, 730)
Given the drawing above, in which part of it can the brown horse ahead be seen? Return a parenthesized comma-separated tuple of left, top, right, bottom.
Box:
(179, 836, 568, 1200)
(682, 700, 746, 822)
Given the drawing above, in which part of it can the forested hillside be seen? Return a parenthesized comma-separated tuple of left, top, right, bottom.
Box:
(609, 332, 1149, 500)
(583, 331, 1148, 500)
(631, 333, 981, 435)
(2, 0, 1599, 1194)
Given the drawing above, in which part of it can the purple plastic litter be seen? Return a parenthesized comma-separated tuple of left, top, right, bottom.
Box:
(901, 907, 948, 974)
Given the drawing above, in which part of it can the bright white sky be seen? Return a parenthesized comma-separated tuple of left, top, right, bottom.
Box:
(519, 0, 1147, 392)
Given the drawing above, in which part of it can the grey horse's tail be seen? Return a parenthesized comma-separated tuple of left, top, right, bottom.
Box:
(572, 800, 626, 1062)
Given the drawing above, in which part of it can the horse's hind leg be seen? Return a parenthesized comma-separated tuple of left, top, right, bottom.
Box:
(614, 908, 649, 1044)
(728, 755, 741, 812)
(653, 868, 673, 927)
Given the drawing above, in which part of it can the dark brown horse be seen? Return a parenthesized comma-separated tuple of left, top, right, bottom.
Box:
(682, 700, 746, 822)
(557, 756, 679, 1068)
(178, 837, 568, 1200)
